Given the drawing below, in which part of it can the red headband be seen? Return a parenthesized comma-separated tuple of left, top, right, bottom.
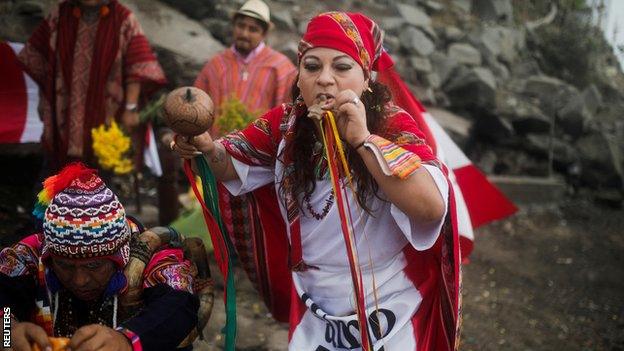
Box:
(299, 12, 394, 75)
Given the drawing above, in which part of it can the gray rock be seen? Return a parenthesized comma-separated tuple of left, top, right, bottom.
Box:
(581, 85, 603, 116)
(473, 0, 513, 24)
(557, 93, 593, 139)
(522, 75, 579, 117)
(522, 76, 568, 98)
(511, 59, 542, 77)
(444, 66, 497, 111)
(395, 3, 437, 39)
(381, 17, 406, 35)
(410, 56, 433, 73)
(428, 107, 473, 141)
(576, 132, 624, 188)
(512, 113, 552, 135)
(298, 19, 308, 35)
(554, 85, 603, 139)
(473, 114, 514, 143)
(413, 86, 437, 105)
(0, 0, 51, 42)
(444, 26, 465, 42)
(471, 25, 522, 65)
(489, 59, 510, 81)
(424, 72, 442, 89)
(124, 0, 224, 66)
(384, 34, 401, 55)
(451, 0, 471, 12)
(201, 18, 230, 46)
(393, 56, 417, 84)
(158, 0, 216, 20)
(153, 46, 203, 88)
(14, 1, 45, 15)
(434, 90, 451, 107)
(395, 3, 431, 28)
(422, 0, 445, 12)
(278, 41, 298, 65)
(577, 132, 618, 169)
(496, 96, 552, 134)
(399, 27, 435, 56)
(272, 9, 295, 30)
(523, 134, 577, 166)
(430, 51, 459, 85)
(447, 43, 482, 66)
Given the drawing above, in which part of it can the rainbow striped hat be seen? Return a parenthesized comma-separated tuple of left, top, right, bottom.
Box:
(34, 163, 130, 268)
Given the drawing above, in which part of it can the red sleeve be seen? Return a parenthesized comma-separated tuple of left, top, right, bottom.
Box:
(220, 104, 288, 167)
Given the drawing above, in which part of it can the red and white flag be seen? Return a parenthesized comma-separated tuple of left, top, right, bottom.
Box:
(0, 41, 43, 144)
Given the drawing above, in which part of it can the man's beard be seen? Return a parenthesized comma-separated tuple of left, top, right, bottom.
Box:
(234, 40, 252, 56)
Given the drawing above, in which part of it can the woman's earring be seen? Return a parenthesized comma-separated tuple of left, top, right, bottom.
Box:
(295, 94, 305, 106)
(366, 86, 373, 93)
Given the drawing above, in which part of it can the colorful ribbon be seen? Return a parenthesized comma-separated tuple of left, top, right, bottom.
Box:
(318, 111, 373, 350)
(183, 158, 237, 351)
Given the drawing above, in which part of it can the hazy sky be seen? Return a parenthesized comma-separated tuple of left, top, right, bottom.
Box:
(591, 0, 624, 70)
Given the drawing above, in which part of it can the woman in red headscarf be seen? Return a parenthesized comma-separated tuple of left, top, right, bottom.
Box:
(173, 11, 461, 351)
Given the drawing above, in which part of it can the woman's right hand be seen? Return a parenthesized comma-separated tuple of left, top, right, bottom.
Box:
(171, 131, 215, 159)
(10, 321, 51, 351)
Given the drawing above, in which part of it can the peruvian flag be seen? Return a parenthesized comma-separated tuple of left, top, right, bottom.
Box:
(0, 41, 43, 144)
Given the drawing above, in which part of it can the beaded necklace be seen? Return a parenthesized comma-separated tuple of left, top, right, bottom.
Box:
(52, 291, 118, 337)
(303, 191, 334, 220)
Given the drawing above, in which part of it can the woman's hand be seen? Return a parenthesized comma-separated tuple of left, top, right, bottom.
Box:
(69, 324, 131, 351)
(320, 89, 370, 147)
(10, 321, 50, 351)
(170, 132, 214, 159)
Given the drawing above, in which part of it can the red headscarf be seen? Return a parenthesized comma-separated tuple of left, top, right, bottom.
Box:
(297, 12, 437, 150)
(298, 12, 393, 75)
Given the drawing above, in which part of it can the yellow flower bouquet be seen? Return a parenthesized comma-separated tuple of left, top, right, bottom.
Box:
(91, 120, 133, 175)
(216, 96, 258, 133)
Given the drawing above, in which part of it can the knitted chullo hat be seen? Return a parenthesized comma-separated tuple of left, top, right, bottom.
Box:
(34, 163, 131, 269)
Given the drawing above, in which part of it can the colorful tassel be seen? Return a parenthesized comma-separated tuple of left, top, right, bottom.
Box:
(32, 163, 96, 219)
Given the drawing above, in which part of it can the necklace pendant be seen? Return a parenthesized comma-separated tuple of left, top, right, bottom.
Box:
(242, 71, 248, 81)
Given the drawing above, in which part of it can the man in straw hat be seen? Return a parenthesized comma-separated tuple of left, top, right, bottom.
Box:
(194, 0, 297, 134)
(0, 164, 211, 351)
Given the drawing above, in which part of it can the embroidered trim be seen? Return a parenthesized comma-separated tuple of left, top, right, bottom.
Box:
(325, 12, 371, 72)
(363, 134, 421, 179)
(116, 326, 143, 351)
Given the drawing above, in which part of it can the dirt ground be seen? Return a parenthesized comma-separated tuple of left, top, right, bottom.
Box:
(0, 155, 622, 351)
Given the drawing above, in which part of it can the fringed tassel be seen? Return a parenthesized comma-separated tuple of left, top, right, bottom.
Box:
(32, 163, 96, 219)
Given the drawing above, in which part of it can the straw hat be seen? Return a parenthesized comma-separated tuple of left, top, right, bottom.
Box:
(235, 0, 271, 27)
